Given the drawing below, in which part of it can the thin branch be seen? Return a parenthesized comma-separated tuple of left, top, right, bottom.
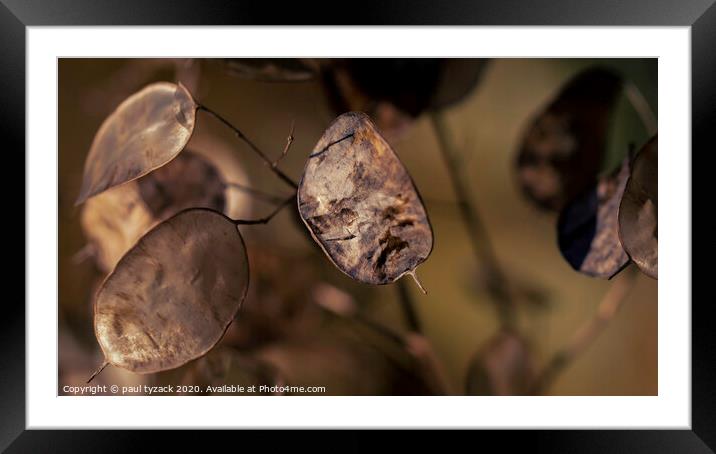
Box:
(272, 120, 295, 168)
(225, 182, 286, 205)
(531, 267, 639, 394)
(232, 194, 295, 225)
(430, 112, 516, 329)
(624, 81, 657, 136)
(197, 104, 298, 189)
(87, 360, 109, 384)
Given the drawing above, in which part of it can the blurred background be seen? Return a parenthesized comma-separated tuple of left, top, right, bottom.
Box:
(59, 58, 657, 396)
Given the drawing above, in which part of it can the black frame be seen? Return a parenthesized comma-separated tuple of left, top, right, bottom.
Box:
(4, 0, 713, 451)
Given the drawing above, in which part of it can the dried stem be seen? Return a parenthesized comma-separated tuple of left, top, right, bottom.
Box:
(87, 360, 109, 384)
(197, 104, 298, 189)
(272, 120, 295, 168)
(531, 267, 639, 394)
(232, 194, 295, 226)
(624, 81, 657, 136)
(225, 182, 287, 205)
(430, 112, 516, 329)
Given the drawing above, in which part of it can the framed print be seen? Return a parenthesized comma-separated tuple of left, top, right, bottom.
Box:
(5, 0, 714, 451)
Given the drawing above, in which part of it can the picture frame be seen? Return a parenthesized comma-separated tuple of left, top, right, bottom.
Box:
(5, 0, 712, 450)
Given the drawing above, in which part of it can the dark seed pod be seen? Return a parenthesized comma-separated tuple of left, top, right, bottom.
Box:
(516, 68, 624, 211)
(557, 157, 631, 279)
(297, 112, 433, 290)
(619, 136, 658, 279)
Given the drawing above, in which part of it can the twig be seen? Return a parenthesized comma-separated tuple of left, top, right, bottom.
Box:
(430, 112, 516, 329)
(624, 81, 657, 136)
(225, 182, 286, 205)
(272, 120, 295, 168)
(531, 267, 638, 394)
(87, 360, 109, 384)
(197, 104, 298, 189)
(232, 194, 295, 225)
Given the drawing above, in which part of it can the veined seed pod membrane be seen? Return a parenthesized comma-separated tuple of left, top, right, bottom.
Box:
(558, 157, 631, 279)
(619, 136, 658, 279)
(297, 112, 433, 289)
(76, 82, 197, 204)
(94, 209, 249, 374)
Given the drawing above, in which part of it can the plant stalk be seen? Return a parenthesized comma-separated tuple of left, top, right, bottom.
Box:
(198, 104, 298, 189)
(430, 112, 516, 329)
(531, 267, 638, 394)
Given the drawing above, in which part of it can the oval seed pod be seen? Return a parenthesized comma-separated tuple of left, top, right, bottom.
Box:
(515, 68, 624, 212)
(81, 151, 228, 273)
(619, 136, 658, 279)
(557, 157, 631, 279)
(466, 330, 536, 396)
(76, 82, 197, 204)
(93, 209, 249, 374)
(297, 112, 433, 289)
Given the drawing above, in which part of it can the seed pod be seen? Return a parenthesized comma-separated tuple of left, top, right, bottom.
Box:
(619, 136, 658, 279)
(93, 209, 249, 374)
(76, 82, 197, 204)
(81, 151, 228, 273)
(516, 68, 624, 211)
(466, 331, 536, 396)
(297, 112, 433, 289)
(557, 157, 631, 278)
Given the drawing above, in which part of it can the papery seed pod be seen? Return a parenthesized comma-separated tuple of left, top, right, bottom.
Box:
(76, 82, 197, 204)
(297, 112, 433, 290)
(557, 157, 631, 279)
(619, 136, 658, 279)
(93, 209, 249, 374)
(81, 150, 231, 273)
(516, 68, 624, 212)
(466, 330, 536, 396)
(321, 58, 488, 141)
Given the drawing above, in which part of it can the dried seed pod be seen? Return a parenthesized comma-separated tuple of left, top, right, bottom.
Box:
(466, 331, 536, 396)
(619, 136, 658, 279)
(94, 209, 249, 374)
(76, 82, 197, 204)
(321, 59, 488, 142)
(297, 112, 433, 289)
(516, 68, 624, 211)
(557, 157, 631, 278)
(81, 151, 228, 273)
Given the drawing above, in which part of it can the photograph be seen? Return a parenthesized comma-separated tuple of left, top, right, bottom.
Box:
(58, 57, 658, 397)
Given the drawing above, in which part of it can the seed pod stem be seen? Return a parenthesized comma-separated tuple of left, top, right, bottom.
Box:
(531, 266, 638, 394)
(232, 194, 295, 225)
(624, 81, 657, 136)
(431, 112, 516, 329)
(197, 104, 298, 189)
(86, 360, 109, 384)
(225, 182, 287, 205)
